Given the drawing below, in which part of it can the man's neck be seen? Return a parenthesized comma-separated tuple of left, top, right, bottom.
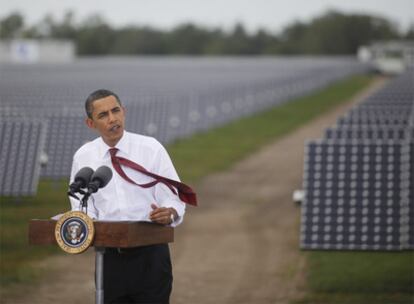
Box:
(102, 130, 125, 148)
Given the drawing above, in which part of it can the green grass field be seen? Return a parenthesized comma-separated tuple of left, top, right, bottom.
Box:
(0, 180, 67, 286)
(296, 251, 414, 304)
(1, 74, 413, 303)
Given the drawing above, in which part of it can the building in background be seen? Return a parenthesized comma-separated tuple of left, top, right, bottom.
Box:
(0, 39, 75, 63)
(358, 40, 414, 75)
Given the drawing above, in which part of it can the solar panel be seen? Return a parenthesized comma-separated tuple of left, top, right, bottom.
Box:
(300, 68, 414, 251)
(41, 115, 95, 178)
(324, 126, 410, 141)
(300, 140, 411, 250)
(0, 119, 47, 196)
(405, 142, 414, 249)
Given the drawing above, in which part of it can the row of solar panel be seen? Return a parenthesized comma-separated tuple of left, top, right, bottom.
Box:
(300, 69, 414, 251)
(0, 57, 368, 195)
(325, 126, 414, 140)
(0, 119, 47, 196)
(1, 59, 367, 182)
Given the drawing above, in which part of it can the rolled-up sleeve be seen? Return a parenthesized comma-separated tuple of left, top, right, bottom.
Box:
(153, 146, 186, 227)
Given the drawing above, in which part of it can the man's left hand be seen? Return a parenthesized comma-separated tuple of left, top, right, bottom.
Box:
(150, 203, 177, 225)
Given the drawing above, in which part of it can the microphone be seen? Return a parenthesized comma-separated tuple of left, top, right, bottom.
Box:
(68, 167, 94, 194)
(87, 165, 113, 194)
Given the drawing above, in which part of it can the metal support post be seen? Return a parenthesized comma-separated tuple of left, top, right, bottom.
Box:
(95, 247, 105, 304)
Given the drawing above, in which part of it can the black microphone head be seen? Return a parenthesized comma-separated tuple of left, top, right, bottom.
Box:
(74, 167, 94, 187)
(69, 166, 94, 193)
(88, 165, 113, 193)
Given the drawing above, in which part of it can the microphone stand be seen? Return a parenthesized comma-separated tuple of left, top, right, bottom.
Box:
(67, 188, 104, 304)
(81, 190, 105, 304)
(81, 192, 91, 215)
(67, 189, 90, 215)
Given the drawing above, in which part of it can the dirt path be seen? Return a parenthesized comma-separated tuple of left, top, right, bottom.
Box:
(4, 77, 386, 304)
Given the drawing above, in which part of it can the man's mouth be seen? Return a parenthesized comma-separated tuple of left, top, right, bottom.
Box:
(109, 125, 121, 132)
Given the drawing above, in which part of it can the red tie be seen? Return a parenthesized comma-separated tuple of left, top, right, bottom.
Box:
(109, 148, 197, 206)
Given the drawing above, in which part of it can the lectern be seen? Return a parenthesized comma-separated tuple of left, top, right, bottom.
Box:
(29, 219, 174, 304)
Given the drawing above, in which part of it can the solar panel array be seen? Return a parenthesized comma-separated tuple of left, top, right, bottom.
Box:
(0, 56, 367, 195)
(300, 69, 414, 251)
(0, 119, 47, 196)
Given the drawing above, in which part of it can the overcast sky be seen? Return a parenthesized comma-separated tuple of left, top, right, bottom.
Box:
(1, 0, 413, 33)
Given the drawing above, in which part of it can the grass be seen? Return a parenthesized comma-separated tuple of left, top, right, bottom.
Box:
(308, 251, 414, 293)
(295, 251, 414, 304)
(3, 74, 411, 304)
(295, 292, 413, 304)
(0, 180, 68, 287)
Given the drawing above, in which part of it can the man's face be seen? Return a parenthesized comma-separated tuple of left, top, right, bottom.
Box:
(86, 95, 125, 147)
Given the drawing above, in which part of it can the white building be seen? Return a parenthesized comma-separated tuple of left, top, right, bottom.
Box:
(358, 40, 414, 74)
(0, 39, 75, 64)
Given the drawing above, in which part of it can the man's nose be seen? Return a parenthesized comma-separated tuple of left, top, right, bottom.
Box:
(108, 112, 116, 123)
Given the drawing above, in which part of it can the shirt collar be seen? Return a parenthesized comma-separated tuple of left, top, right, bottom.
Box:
(98, 130, 131, 159)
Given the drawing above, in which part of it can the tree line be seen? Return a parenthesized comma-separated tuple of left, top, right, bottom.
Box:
(1, 10, 413, 55)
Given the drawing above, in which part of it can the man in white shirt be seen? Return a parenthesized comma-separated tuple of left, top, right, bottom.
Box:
(69, 89, 187, 303)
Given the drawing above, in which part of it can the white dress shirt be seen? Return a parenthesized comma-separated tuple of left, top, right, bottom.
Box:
(69, 131, 186, 226)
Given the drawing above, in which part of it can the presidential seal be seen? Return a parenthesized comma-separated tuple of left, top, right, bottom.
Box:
(55, 211, 95, 254)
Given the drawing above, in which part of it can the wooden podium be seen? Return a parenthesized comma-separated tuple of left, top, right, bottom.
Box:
(29, 219, 174, 247)
(29, 219, 174, 304)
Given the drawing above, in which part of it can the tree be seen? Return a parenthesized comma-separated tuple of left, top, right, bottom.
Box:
(278, 11, 401, 54)
(111, 27, 167, 54)
(251, 29, 279, 54)
(278, 21, 307, 54)
(76, 14, 114, 55)
(0, 10, 408, 55)
(0, 12, 24, 39)
(404, 24, 414, 39)
(167, 23, 211, 54)
(221, 23, 254, 54)
(50, 11, 77, 39)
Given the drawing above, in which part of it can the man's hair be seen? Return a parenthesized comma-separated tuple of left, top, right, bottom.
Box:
(85, 89, 122, 118)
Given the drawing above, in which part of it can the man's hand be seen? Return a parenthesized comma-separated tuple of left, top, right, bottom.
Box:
(150, 203, 178, 225)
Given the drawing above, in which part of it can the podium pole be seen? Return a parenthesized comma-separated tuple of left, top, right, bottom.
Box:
(95, 247, 105, 304)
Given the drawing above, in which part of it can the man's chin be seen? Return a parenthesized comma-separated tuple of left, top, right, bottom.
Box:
(104, 130, 124, 145)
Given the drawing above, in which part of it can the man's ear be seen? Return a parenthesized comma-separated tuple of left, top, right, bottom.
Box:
(85, 117, 94, 129)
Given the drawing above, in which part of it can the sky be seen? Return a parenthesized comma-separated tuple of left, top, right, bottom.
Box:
(1, 0, 413, 34)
